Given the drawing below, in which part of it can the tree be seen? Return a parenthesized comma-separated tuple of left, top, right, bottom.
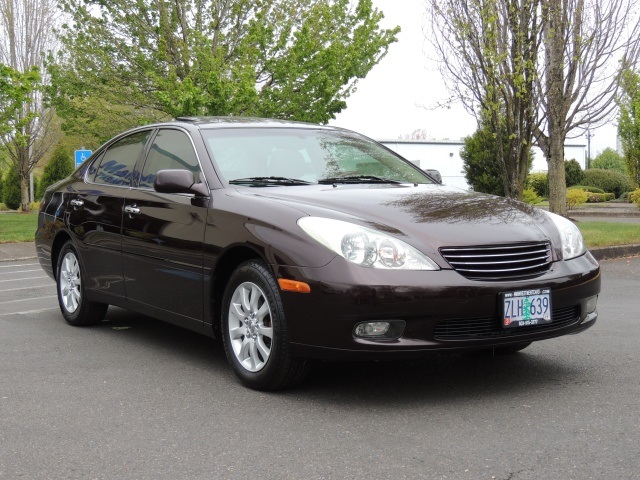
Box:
(426, 0, 640, 215)
(534, 0, 640, 216)
(564, 159, 584, 186)
(461, 124, 509, 197)
(2, 162, 21, 210)
(0, 0, 59, 211)
(591, 148, 628, 176)
(618, 69, 640, 187)
(36, 144, 73, 199)
(51, 0, 399, 141)
(427, 0, 540, 200)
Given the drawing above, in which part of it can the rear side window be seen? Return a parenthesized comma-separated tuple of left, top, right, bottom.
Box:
(93, 131, 151, 187)
(138, 129, 201, 189)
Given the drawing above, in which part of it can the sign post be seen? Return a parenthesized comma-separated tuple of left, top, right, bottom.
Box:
(75, 149, 92, 168)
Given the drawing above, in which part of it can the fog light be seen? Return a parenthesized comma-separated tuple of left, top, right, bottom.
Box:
(355, 322, 389, 337)
(585, 296, 598, 314)
(353, 320, 406, 339)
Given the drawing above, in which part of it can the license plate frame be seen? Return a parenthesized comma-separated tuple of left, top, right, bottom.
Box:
(501, 288, 552, 329)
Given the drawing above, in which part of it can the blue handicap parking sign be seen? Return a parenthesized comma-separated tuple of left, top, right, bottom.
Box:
(75, 150, 92, 168)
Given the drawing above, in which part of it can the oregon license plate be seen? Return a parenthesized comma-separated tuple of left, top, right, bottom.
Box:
(502, 288, 552, 328)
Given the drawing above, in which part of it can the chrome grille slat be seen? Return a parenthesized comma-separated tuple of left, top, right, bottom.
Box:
(440, 242, 552, 280)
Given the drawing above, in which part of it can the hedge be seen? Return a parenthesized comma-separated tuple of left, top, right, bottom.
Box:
(582, 169, 633, 198)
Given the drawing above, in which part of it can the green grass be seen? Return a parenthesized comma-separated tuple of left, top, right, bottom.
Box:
(576, 221, 640, 248)
(1, 213, 638, 249)
(0, 212, 38, 243)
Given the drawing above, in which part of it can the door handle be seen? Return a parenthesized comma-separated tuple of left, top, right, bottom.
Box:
(124, 205, 141, 215)
(70, 199, 84, 208)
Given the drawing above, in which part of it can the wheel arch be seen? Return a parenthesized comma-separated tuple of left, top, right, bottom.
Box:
(50, 231, 74, 281)
(210, 245, 266, 338)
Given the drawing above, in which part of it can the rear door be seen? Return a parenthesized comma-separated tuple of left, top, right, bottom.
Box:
(67, 129, 152, 300)
(121, 128, 208, 328)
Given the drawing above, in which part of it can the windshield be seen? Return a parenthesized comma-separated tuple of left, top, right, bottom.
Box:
(201, 127, 434, 185)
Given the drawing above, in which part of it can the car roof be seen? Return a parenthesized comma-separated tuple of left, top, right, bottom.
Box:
(172, 116, 344, 131)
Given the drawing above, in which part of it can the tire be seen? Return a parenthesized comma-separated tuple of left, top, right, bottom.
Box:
(56, 241, 108, 326)
(493, 342, 532, 354)
(221, 260, 309, 390)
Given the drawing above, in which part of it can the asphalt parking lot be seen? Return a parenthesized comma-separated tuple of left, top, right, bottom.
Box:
(1, 255, 639, 479)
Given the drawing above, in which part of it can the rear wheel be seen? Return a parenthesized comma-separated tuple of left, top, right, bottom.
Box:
(221, 260, 309, 390)
(56, 241, 108, 326)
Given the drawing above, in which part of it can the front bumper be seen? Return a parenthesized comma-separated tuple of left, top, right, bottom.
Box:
(273, 251, 601, 360)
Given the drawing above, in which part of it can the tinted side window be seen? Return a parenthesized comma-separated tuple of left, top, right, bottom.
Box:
(139, 129, 201, 189)
(93, 131, 151, 187)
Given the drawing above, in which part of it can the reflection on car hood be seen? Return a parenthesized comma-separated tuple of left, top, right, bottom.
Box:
(243, 184, 556, 253)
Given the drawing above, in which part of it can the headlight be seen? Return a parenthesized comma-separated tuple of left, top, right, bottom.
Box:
(542, 210, 586, 260)
(297, 217, 439, 270)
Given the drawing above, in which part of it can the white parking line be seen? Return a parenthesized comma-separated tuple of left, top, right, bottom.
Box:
(0, 295, 56, 305)
(0, 269, 43, 275)
(1, 284, 54, 293)
(0, 307, 59, 317)
(0, 276, 48, 283)
(0, 263, 39, 268)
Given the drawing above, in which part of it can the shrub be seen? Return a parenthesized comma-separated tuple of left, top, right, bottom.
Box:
(37, 145, 74, 199)
(527, 172, 548, 198)
(585, 192, 614, 203)
(2, 164, 21, 210)
(0, 202, 8, 211)
(582, 169, 634, 198)
(522, 187, 541, 205)
(630, 188, 640, 205)
(568, 185, 605, 194)
(566, 189, 588, 209)
(29, 201, 40, 211)
(565, 159, 584, 186)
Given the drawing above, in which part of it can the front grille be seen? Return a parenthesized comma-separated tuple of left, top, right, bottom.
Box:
(439, 242, 552, 280)
(433, 305, 581, 340)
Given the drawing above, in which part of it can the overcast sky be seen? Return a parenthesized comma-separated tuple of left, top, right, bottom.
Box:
(330, 0, 617, 156)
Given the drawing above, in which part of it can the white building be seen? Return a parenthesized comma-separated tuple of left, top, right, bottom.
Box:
(379, 139, 587, 189)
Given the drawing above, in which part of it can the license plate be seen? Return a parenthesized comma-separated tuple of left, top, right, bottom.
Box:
(502, 288, 552, 328)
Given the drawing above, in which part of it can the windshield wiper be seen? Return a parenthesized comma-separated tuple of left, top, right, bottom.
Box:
(229, 176, 313, 186)
(318, 175, 402, 184)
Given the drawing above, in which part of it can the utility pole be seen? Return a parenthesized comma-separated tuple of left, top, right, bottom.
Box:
(586, 128, 594, 169)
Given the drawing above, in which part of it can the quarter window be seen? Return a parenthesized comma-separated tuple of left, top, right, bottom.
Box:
(139, 129, 201, 189)
(93, 131, 151, 187)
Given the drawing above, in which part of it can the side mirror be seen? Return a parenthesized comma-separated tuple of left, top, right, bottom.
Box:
(424, 168, 443, 184)
(154, 169, 209, 197)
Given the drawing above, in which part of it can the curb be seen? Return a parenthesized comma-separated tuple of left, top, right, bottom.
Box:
(589, 244, 640, 261)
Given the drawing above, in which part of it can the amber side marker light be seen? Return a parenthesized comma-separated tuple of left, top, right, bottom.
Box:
(278, 278, 311, 293)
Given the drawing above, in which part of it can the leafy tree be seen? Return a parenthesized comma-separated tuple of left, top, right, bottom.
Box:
(461, 126, 508, 196)
(461, 117, 535, 197)
(591, 148, 628, 175)
(427, 0, 539, 200)
(564, 159, 584, 187)
(0, 0, 59, 211)
(51, 0, 399, 141)
(37, 144, 74, 199)
(2, 163, 21, 210)
(618, 69, 640, 187)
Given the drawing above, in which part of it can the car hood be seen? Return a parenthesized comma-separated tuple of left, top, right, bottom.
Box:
(240, 184, 559, 255)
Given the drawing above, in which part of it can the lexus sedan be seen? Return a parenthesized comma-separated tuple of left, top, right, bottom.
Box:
(36, 117, 601, 390)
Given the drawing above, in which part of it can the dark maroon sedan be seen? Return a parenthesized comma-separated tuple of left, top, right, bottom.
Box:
(36, 117, 600, 390)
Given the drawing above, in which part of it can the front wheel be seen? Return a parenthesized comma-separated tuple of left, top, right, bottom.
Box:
(56, 241, 108, 326)
(221, 260, 309, 390)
